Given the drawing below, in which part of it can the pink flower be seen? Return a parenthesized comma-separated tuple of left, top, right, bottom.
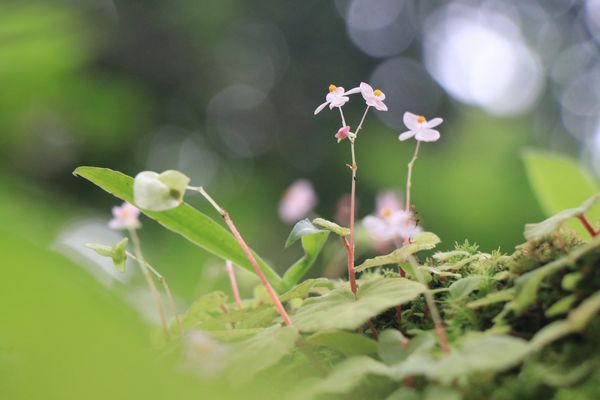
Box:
(278, 179, 318, 224)
(314, 84, 351, 115)
(346, 82, 388, 111)
(399, 112, 443, 142)
(109, 202, 141, 230)
(362, 191, 421, 242)
(335, 126, 351, 143)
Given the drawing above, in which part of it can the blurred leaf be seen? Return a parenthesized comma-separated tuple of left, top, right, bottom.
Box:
(385, 387, 420, 400)
(466, 289, 514, 309)
(530, 291, 600, 352)
(229, 325, 299, 383)
(306, 330, 378, 357)
(293, 278, 426, 332)
(356, 232, 440, 272)
(312, 218, 350, 237)
(524, 194, 600, 240)
(545, 295, 577, 318)
(73, 167, 284, 291)
(509, 235, 600, 315)
(522, 150, 600, 237)
(448, 276, 486, 300)
(423, 386, 463, 400)
(279, 278, 333, 302)
(377, 330, 435, 365)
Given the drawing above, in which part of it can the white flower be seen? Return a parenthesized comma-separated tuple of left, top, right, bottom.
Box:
(362, 191, 421, 242)
(183, 330, 230, 378)
(399, 112, 443, 142)
(108, 202, 141, 230)
(346, 82, 388, 111)
(133, 170, 191, 211)
(314, 84, 350, 115)
(278, 179, 318, 224)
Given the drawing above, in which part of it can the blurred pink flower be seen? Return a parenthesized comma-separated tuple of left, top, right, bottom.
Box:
(278, 179, 318, 224)
(399, 112, 443, 142)
(362, 191, 421, 243)
(109, 202, 141, 230)
(335, 126, 351, 143)
(346, 82, 388, 111)
(314, 84, 351, 115)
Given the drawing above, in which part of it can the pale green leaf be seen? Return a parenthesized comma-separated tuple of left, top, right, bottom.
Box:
(293, 278, 426, 332)
(545, 295, 577, 318)
(85, 237, 129, 272)
(466, 289, 514, 309)
(448, 276, 486, 300)
(522, 150, 600, 237)
(524, 193, 600, 240)
(279, 278, 333, 302)
(73, 166, 283, 291)
(306, 330, 378, 356)
(377, 329, 435, 365)
(356, 232, 441, 272)
(282, 224, 330, 290)
(229, 325, 299, 383)
(285, 219, 326, 248)
(312, 217, 350, 237)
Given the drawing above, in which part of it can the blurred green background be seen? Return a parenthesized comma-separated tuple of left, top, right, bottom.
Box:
(1, 1, 599, 398)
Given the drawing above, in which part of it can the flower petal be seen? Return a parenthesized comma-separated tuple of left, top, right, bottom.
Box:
(344, 87, 362, 95)
(403, 112, 420, 130)
(415, 129, 440, 142)
(398, 130, 416, 141)
(373, 99, 388, 111)
(424, 117, 443, 128)
(314, 101, 329, 115)
(359, 82, 373, 96)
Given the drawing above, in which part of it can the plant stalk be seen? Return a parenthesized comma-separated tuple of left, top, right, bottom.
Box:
(578, 214, 597, 237)
(128, 228, 170, 339)
(403, 141, 421, 245)
(189, 186, 293, 326)
(225, 260, 243, 309)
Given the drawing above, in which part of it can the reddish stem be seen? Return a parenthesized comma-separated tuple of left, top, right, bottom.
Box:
(223, 213, 293, 326)
(342, 236, 357, 295)
(395, 305, 402, 325)
(225, 260, 242, 309)
(578, 214, 597, 237)
(367, 319, 378, 338)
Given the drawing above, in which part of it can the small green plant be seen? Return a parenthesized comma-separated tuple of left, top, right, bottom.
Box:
(76, 82, 600, 399)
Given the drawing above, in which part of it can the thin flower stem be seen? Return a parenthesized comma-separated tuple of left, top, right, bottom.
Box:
(407, 255, 450, 354)
(225, 260, 243, 309)
(128, 228, 170, 339)
(126, 251, 183, 335)
(578, 214, 597, 237)
(341, 237, 357, 294)
(338, 107, 347, 127)
(355, 106, 370, 136)
(367, 319, 378, 338)
(188, 186, 293, 326)
(405, 140, 421, 213)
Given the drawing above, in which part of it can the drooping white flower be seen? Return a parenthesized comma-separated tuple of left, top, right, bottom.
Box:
(346, 82, 388, 111)
(314, 84, 350, 115)
(183, 330, 231, 378)
(108, 202, 141, 230)
(278, 179, 317, 224)
(399, 112, 443, 142)
(362, 191, 421, 242)
(133, 170, 190, 211)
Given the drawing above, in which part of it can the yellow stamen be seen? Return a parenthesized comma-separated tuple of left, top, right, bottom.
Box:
(328, 84, 337, 92)
(373, 89, 383, 97)
(417, 115, 426, 123)
(380, 207, 393, 218)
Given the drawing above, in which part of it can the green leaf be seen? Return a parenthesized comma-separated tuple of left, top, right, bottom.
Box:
(522, 150, 600, 237)
(377, 329, 435, 365)
(466, 289, 514, 309)
(545, 295, 577, 318)
(293, 278, 426, 332)
(448, 276, 486, 300)
(282, 221, 330, 290)
(385, 387, 420, 400)
(530, 291, 600, 352)
(356, 232, 441, 272)
(73, 166, 283, 291)
(509, 235, 600, 315)
(285, 218, 326, 248)
(524, 193, 600, 240)
(229, 325, 299, 383)
(312, 217, 350, 237)
(306, 330, 378, 356)
(279, 278, 334, 302)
